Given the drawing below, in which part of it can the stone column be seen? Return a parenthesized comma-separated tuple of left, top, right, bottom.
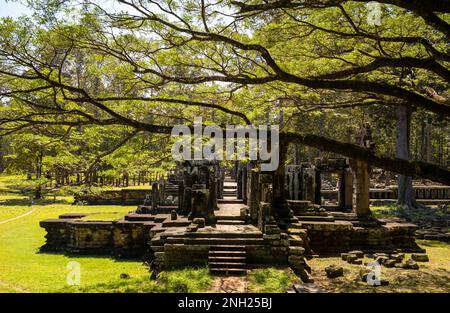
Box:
(352, 159, 371, 218)
(286, 167, 293, 199)
(302, 167, 316, 203)
(344, 168, 353, 210)
(248, 167, 259, 223)
(271, 140, 290, 218)
(208, 168, 218, 211)
(293, 167, 300, 200)
(242, 165, 248, 203)
(237, 165, 243, 199)
(178, 180, 184, 214)
(314, 170, 322, 205)
(151, 182, 159, 211)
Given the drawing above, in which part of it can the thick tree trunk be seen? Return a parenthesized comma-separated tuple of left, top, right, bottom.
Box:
(426, 123, 432, 162)
(34, 151, 43, 200)
(396, 105, 420, 210)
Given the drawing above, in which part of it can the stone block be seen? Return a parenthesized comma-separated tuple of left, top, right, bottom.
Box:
(263, 234, 280, 240)
(348, 250, 364, 258)
(404, 258, 419, 270)
(325, 265, 344, 278)
(289, 247, 305, 256)
(192, 218, 205, 228)
(383, 259, 397, 268)
(411, 253, 429, 262)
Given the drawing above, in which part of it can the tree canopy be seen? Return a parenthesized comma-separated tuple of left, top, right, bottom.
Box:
(0, 0, 449, 185)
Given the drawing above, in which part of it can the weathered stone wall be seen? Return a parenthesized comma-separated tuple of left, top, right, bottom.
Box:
(302, 220, 420, 254)
(40, 217, 156, 258)
(74, 189, 152, 205)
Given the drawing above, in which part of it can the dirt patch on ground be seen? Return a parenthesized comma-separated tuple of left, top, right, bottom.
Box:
(210, 276, 248, 293)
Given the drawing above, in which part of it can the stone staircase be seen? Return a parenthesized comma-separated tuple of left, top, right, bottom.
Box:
(208, 245, 247, 276)
(219, 176, 242, 204)
(223, 177, 238, 198)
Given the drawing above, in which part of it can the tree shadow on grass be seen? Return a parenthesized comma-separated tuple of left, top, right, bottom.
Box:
(0, 197, 71, 206)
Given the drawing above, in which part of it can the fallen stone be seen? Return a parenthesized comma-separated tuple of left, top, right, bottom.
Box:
(395, 262, 406, 269)
(373, 253, 388, 259)
(375, 256, 389, 265)
(192, 218, 205, 228)
(359, 268, 371, 279)
(349, 259, 363, 265)
(404, 258, 419, 270)
(341, 253, 349, 261)
(325, 265, 344, 278)
(390, 253, 405, 262)
(186, 224, 198, 232)
(383, 259, 397, 268)
(379, 279, 390, 286)
(349, 250, 364, 258)
(346, 254, 358, 263)
(411, 253, 429, 262)
(170, 210, 177, 220)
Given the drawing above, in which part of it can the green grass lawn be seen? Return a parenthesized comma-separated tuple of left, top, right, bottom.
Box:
(1, 174, 449, 293)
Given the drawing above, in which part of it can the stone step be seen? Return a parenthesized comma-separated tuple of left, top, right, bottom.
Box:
(162, 220, 191, 227)
(208, 254, 247, 260)
(166, 237, 264, 245)
(184, 232, 262, 239)
(218, 199, 243, 204)
(209, 262, 247, 268)
(224, 185, 237, 190)
(124, 214, 155, 221)
(216, 215, 244, 221)
(209, 245, 246, 251)
(216, 220, 245, 225)
(209, 268, 247, 276)
(296, 215, 335, 222)
(223, 191, 237, 195)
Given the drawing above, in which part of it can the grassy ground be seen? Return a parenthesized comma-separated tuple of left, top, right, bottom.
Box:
(1, 174, 449, 293)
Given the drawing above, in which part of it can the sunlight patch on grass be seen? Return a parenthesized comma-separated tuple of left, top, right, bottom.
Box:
(64, 266, 212, 293)
(0, 194, 146, 292)
(247, 268, 298, 293)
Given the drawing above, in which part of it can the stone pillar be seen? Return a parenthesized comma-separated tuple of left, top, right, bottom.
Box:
(302, 167, 316, 203)
(178, 180, 184, 214)
(293, 167, 300, 200)
(248, 167, 259, 223)
(237, 165, 243, 199)
(242, 165, 248, 203)
(208, 168, 218, 211)
(344, 168, 353, 210)
(217, 167, 224, 199)
(271, 140, 290, 218)
(190, 187, 216, 224)
(258, 202, 272, 231)
(286, 167, 293, 199)
(352, 159, 371, 218)
(151, 182, 159, 211)
(182, 171, 193, 215)
(314, 170, 321, 205)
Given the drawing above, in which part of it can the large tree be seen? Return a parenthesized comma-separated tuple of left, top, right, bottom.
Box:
(0, 0, 449, 193)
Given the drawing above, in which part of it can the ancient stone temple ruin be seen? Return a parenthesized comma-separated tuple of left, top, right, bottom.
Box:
(40, 156, 424, 281)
